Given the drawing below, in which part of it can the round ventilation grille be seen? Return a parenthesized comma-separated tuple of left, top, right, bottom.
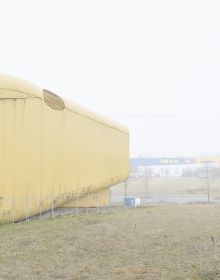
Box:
(43, 89, 65, 111)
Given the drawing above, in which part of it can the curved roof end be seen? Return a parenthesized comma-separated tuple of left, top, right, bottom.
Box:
(0, 73, 43, 99)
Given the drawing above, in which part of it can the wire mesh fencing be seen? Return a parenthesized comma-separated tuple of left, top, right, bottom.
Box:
(2, 176, 220, 224)
(111, 176, 220, 206)
(0, 192, 113, 224)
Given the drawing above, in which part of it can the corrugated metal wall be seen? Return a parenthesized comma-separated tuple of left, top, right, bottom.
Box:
(0, 77, 129, 222)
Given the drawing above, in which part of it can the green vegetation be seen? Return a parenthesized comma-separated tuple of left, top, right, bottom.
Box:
(1, 205, 220, 279)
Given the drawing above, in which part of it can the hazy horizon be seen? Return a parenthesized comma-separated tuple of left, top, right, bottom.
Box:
(1, 0, 220, 157)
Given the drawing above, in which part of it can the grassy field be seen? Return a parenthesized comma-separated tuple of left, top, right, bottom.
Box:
(111, 177, 220, 197)
(1, 205, 220, 279)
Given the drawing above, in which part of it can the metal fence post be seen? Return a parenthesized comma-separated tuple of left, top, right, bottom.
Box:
(39, 197, 42, 219)
(25, 196, 30, 222)
(64, 194, 67, 217)
(109, 189, 112, 212)
(12, 198, 15, 224)
(75, 195, 79, 216)
(51, 195, 54, 218)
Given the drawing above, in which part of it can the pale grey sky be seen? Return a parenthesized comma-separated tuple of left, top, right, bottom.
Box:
(0, 0, 220, 157)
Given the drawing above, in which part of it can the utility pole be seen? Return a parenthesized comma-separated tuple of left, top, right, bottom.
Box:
(144, 167, 152, 200)
(145, 175, 148, 198)
(124, 180, 128, 208)
(124, 180, 127, 199)
(206, 163, 210, 203)
(201, 161, 211, 203)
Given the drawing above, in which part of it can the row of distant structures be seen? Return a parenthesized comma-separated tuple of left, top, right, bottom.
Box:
(130, 157, 220, 177)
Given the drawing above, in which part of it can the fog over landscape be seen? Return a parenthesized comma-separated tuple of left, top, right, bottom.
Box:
(0, 0, 220, 157)
(2, 2, 220, 279)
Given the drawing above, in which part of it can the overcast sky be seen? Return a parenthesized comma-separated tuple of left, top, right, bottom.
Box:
(0, 0, 220, 157)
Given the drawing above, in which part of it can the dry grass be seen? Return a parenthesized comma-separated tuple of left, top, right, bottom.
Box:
(1, 205, 220, 279)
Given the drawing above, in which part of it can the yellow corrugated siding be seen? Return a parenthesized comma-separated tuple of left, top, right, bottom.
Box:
(0, 74, 129, 223)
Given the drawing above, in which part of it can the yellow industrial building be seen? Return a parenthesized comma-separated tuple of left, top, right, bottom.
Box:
(0, 74, 129, 223)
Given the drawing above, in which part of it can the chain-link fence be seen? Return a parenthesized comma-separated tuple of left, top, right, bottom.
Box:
(111, 176, 220, 205)
(1, 176, 220, 224)
(0, 192, 113, 224)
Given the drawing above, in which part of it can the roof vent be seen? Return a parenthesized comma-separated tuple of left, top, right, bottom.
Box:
(43, 89, 65, 111)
